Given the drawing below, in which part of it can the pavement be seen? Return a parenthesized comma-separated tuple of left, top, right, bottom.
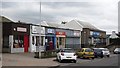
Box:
(2, 53, 59, 66)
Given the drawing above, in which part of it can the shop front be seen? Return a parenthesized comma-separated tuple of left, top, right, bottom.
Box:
(3, 22, 30, 53)
(45, 28, 55, 51)
(56, 31, 66, 49)
(89, 31, 106, 46)
(30, 25, 45, 52)
(66, 29, 81, 49)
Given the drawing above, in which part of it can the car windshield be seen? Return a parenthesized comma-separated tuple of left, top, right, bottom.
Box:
(101, 48, 108, 51)
(61, 49, 74, 53)
(85, 48, 93, 52)
(94, 49, 102, 52)
(115, 48, 120, 51)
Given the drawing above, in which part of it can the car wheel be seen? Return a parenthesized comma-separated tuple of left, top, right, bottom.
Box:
(107, 55, 110, 57)
(101, 56, 103, 58)
(73, 60, 77, 63)
(59, 57, 62, 63)
(92, 57, 94, 59)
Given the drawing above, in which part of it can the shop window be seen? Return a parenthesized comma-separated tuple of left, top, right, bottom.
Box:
(59, 37, 62, 45)
(41, 36, 44, 46)
(36, 36, 40, 46)
(19, 36, 24, 47)
(3, 36, 9, 48)
(13, 35, 24, 48)
(57, 38, 59, 48)
(32, 36, 35, 45)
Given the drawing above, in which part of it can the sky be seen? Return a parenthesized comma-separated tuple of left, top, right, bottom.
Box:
(1, 0, 119, 34)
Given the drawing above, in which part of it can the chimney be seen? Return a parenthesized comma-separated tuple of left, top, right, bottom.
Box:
(18, 20, 20, 23)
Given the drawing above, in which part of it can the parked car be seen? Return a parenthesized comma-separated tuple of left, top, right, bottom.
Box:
(93, 48, 103, 58)
(114, 48, 120, 54)
(56, 48, 77, 63)
(99, 48, 110, 57)
(76, 48, 94, 59)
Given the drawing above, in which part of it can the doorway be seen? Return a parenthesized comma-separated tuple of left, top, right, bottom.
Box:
(24, 35, 29, 52)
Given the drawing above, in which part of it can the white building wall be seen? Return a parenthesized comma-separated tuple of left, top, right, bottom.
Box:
(29, 25, 45, 52)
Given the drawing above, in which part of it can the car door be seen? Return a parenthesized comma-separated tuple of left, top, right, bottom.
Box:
(78, 49, 84, 57)
(56, 49, 61, 59)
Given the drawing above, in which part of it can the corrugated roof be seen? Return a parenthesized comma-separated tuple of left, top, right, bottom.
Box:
(47, 23, 60, 28)
(0, 16, 13, 23)
(74, 19, 98, 30)
(41, 21, 49, 26)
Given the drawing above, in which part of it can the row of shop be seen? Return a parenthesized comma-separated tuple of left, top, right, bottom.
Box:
(2, 22, 81, 53)
(1, 16, 107, 53)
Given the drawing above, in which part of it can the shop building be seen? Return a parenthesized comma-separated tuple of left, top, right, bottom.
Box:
(81, 28, 106, 47)
(55, 28, 66, 49)
(65, 29, 81, 49)
(45, 27, 56, 51)
(3, 22, 30, 53)
(29, 25, 45, 52)
(63, 19, 106, 48)
(0, 16, 14, 53)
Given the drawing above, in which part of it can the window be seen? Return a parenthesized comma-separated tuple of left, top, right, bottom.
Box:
(36, 36, 40, 46)
(59, 37, 62, 45)
(32, 36, 35, 45)
(13, 35, 24, 48)
(41, 36, 44, 46)
(3, 36, 9, 48)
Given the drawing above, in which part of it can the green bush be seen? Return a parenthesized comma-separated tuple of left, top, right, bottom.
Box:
(41, 50, 57, 58)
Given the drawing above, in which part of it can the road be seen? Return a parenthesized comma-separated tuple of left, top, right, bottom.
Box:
(55, 54, 119, 67)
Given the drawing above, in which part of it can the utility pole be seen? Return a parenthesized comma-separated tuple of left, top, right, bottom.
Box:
(35, 1, 42, 58)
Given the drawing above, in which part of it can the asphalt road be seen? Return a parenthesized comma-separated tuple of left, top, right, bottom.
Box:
(55, 54, 119, 67)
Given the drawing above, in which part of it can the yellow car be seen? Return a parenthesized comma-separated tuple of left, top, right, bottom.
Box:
(76, 48, 94, 59)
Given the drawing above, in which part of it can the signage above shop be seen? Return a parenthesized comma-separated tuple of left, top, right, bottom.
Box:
(47, 29, 55, 34)
(90, 31, 100, 37)
(56, 32, 66, 35)
(17, 27, 27, 32)
(32, 26, 38, 34)
(32, 26, 45, 34)
(56, 31, 66, 37)
(74, 31, 80, 36)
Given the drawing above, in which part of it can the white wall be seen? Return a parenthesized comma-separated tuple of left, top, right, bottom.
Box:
(29, 25, 45, 52)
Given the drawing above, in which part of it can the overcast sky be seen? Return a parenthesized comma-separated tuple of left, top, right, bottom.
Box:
(1, 0, 119, 34)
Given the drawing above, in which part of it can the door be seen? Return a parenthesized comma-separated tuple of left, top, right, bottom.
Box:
(24, 35, 29, 52)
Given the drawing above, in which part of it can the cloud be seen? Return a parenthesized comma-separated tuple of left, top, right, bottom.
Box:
(1, 1, 119, 34)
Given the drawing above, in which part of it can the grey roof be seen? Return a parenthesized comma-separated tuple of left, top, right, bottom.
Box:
(74, 19, 98, 30)
(47, 22, 60, 28)
(41, 21, 49, 26)
(0, 16, 13, 23)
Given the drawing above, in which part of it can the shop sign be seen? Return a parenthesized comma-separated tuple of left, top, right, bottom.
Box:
(32, 26, 38, 34)
(47, 29, 54, 34)
(56, 32, 66, 35)
(17, 27, 27, 32)
(40, 27, 45, 34)
(90, 31, 100, 37)
(74, 31, 80, 36)
(32, 26, 41, 34)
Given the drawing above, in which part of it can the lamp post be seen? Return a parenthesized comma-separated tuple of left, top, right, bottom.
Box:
(35, 1, 42, 58)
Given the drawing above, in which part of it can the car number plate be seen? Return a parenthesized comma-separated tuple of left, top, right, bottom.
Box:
(67, 57, 71, 58)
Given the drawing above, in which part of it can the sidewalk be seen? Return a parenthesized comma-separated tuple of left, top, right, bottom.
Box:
(2, 53, 59, 66)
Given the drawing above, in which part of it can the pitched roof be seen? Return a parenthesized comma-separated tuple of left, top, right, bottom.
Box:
(47, 23, 60, 28)
(109, 31, 119, 38)
(0, 16, 13, 23)
(73, 19, 98, 30)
